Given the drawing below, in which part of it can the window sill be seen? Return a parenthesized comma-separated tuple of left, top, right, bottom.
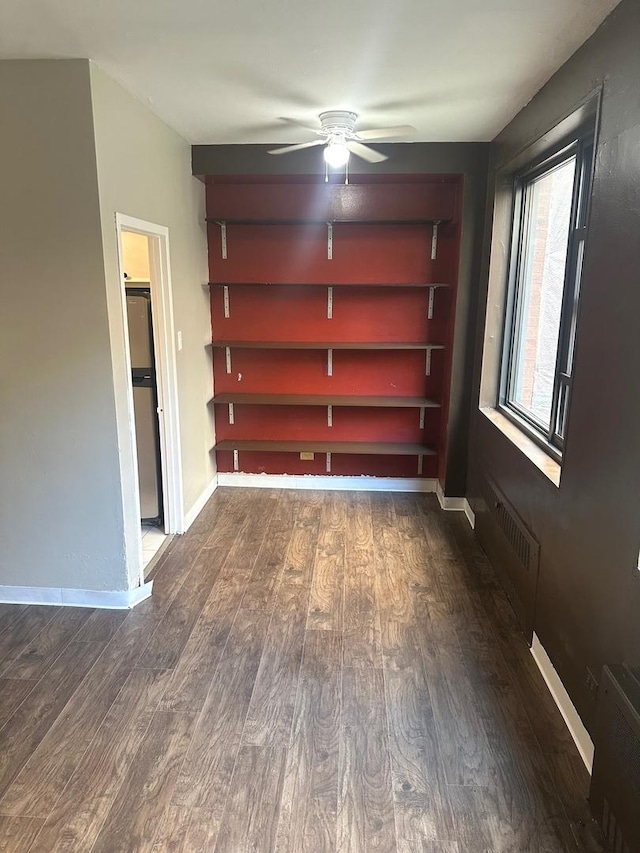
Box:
(480, 407, 561, 488)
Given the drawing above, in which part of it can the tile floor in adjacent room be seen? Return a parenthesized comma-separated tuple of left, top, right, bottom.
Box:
(142, 523, 170, 572)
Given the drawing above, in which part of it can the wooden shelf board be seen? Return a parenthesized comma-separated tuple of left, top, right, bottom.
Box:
(213, 394, 440, 408)
(206, 217, 449, 226)
(215, 440, 436, 456)
(208, 282, 450, 289)
(211, 340, 445, 351)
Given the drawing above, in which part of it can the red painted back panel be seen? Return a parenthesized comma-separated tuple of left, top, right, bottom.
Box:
(214, 404, 441, 445)
(209, 223, 438, 284)
(211, 286, 441, 344)
(213, 348, 445, 398)
(206, 181, 456, 222)
(217, 450, 438, 479)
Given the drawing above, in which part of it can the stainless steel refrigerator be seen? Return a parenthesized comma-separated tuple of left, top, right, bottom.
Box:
(126, 289, 163, 525)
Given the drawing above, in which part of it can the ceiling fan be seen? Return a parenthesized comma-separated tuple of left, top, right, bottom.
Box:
(267, 110, 415, 166)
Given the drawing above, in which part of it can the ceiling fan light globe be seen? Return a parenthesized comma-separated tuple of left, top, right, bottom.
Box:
(323, 142, 350, 168)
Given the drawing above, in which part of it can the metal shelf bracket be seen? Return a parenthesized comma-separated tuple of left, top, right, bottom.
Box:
(327, 286, 333, 319)
(225, 346, 232, 374)
(327, 405, 333, 427)
(326, 452, 332, 473)
(223, 285, 230, 318)
(425, 349, 432, 376)
(327, 222, 333, 260)
(419, 406, 425, 429)
(417, 454, 424, 475)
(228, 403, 234, 425)
(233, 449, 239, 472)
(427, 286, 435, 320)
(431, 221, 439, 261)
(327, 348, 333, 377)
(220, 221, 228, 260)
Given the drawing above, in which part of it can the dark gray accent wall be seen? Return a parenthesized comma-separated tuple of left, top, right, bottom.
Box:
(193, 142, 489, 495)
(469, 0, 640, 733)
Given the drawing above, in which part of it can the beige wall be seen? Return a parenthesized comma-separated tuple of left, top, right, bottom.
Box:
(89, 64, 214, 540)
(0, 58, 213, 596)
(0, 60, 128, 591)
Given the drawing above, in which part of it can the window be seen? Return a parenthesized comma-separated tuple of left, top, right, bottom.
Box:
(500, 129, 594, 460)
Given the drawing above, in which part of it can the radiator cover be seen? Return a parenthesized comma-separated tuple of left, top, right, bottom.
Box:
(590, 664, 640, 853)
(475, 474, 540, 642)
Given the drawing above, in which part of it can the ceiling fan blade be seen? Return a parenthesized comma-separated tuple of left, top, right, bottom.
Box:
(354, 125, 416, 140)
(346, 141, 388, 164)
(278, 116, 324, 135)
(268, 140, 325, 155)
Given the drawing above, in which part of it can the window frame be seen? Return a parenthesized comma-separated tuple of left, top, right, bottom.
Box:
(498, 126, 595, 463)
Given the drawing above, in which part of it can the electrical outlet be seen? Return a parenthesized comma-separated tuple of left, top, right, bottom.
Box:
(300, 452, 314, 461)
(586, 667, 599, 697)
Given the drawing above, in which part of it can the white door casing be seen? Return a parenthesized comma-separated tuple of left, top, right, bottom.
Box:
(115, 213, 184, 587)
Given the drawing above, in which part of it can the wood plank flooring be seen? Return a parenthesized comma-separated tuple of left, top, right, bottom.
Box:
(0, 488, 605, 852)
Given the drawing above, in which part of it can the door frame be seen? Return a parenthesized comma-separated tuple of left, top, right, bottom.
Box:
(115, 214, 184, 570)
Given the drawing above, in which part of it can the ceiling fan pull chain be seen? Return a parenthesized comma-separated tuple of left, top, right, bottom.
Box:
(345, 158, 349, 185)
(325, 159, 329, 183)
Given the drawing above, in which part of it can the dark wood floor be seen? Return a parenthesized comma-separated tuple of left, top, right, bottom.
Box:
(0, 488, 604, 852)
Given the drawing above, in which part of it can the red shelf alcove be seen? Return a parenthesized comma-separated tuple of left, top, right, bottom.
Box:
(205, 175, 463, 480)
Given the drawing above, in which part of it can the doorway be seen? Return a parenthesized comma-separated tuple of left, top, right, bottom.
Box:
(125, 283, 165, 568)
(116, 215, 184, 581)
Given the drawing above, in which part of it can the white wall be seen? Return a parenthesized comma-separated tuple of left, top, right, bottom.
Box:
(0, 60, 129, 591)
(89, 64, 214, 576)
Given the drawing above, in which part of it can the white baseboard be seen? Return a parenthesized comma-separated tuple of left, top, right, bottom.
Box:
(531, 633, 594, 773)
(464, 502, 476, 529)
(435, 482, 475, 528)
(182, 475, 218, 532)
(217, 473, 437, 492)
(0, 580, 153, 610)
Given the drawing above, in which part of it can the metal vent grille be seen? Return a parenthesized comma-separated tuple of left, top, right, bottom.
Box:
(475, 473, 541, 641)
(482, 477, 538, 574)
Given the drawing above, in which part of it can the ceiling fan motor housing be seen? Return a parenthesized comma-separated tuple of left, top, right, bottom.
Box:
(319, 110, 358, 139)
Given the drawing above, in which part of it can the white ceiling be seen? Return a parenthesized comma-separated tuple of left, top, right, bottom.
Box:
(0, 0, 619, 144)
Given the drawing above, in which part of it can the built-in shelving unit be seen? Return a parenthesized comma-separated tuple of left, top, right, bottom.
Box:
(206, 281, 449, 290)
(205, 177, 462, 480)
(208, 219, 446, 263)
(216, 440, 436, 455)
(212, 394, 440, 408)
(211, 340, 444, 350)
(206, 217, 448, 224)
(208, 282, 450, 288)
